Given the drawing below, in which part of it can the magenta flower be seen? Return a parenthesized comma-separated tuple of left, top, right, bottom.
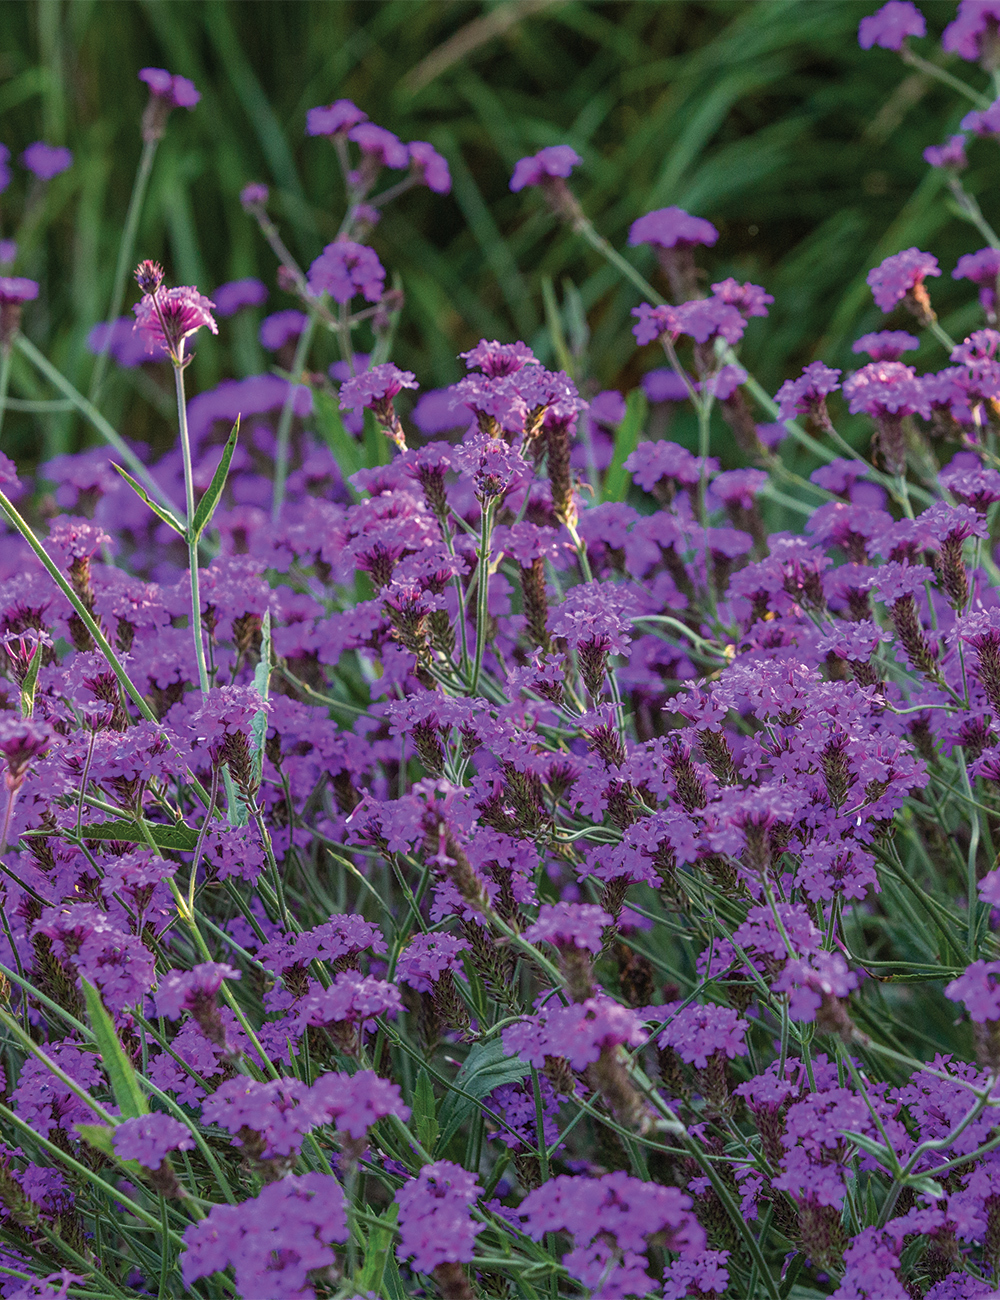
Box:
(0, 716, 53, 791)
(509, 145, 582, 192)
(867, 247, 940, 313)
(306, 99, 367, 136)
(961, 99, 1000, 137)
(460, 338, 538, 377)
(408, 141, 451, 194)
(628, 206, 718, 249)
(239, 181, 269, 209)
(657, 1003, 748, 1067)
(156, 963, 239, 1020)
(21, 143, 72, 180)
(502, 994, 647, 1070)
(133, 282, 218, 360)
(395, 1161, 484, 1273)
(307, 239, 386, 303)
(348, 121, 409, 170)
(774, 361, 842, 422)
(0, 276, 38, 304)
(309, 1069, 410, 1138)
(954, 247, 1000, 287)
(711, 277, 773, 317)
(843, 360, 931, 419)
(858, 1, 926, 50)
(112, 1114, 196, 1167)
(259, 308, 306, 351)
(631, 297, 745, 347)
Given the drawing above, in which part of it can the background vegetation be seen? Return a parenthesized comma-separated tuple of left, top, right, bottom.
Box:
(0, 0, 988, 468)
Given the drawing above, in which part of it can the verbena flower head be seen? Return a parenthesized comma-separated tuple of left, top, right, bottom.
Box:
(923, 134, 969, 170)
(852, 330, 919, 361)
(348, 121, 409, 169)
(0, 716, 53, 791)
(867, 247, 940, 313)
(133, 278, 217, 362)
(0, 276, 39, 304)
(842, 361, 931, 418)
(774, 361, 841, 421)
(408, 140, 451, 194)
(628, 206, 719, 249)
(396, 1160, 483, 1272)
(139, 67, 200, 108)
(396, 932, 470, 993)
(21, 143, 72, 180)
(212, 277, 267, 316)
(339, 363, 418, 416)
(632, 297, 746, 347)
(239, 181, 269, 209)
(946, 960, 1000, 1022)
(524, 902, 611, 954)
(156, 962, 239, 1020)
(510, 145, 582, 192)
(460, 338, 538, 377)
(943, 0, 1000, 65)
(112, 1114, 196, 1167)
(858, 1, 926, 50)
(307, 239, 386, 303)
(657, 1002, 749, 1066)
(306, 99, 367, 136)
(260, 308, 306, 351)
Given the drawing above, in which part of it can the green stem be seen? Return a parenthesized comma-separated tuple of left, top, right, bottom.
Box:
(573, 216, 664, 305)
(173, 360, 210, 697)
(0, 345, 11, 447)
(900, 44, 991, 107)
(470, 498, 495, 696)
(17, 334, 177, 514)
(272, 311, 317, 523)
(89, 136, 159, 402)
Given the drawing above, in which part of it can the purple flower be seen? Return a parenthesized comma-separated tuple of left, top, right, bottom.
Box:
(0, 449, 20, 492)
(939, 458, 1000, 509)
(240, 182, 269, 209)
(306, 99, 366, 136)
(524, 902, 611, 954)
(139, 67, 200, 109)
(774, 950, 860, 1022)
(211, 277, 267, 317)
(657, 1003, 748, 1067)
(502, 994, 647, 1070)
(852, 330, 919, 361)
(112, 1114, 196, 1167)
(460, 338, 538, 377)
(510, 145, 582, 192)
(0, 238, 16, 265)
(954, 247, 1000, 287)
(711, 277, 773, 317)
(451, 429, 526, 500)
(156, 963, 239, 1020)
(946, 960, 1000, 1021)
(842, 361, 931, 419)
(307, 239, 386, 304)
(133, 284, 218, 358)
(625, 439, 710, 490)
(298, 970, 402, 1029)
(88, 316, 166, 366)
(409, 141, 451, 194)
(924, 135, 969, 169)
(309, 1069, 410, 1138)
(339, 363, 418, 415)
(0, 276, 39, 304)
(663, 1250, 731, 1299)
(628, 206, 718, 249)
(642, 367, 691, 402)
(348, 122, 409, 169)
(774, 361, 842, 422)
(21, 143, 72, 180)
(0, 716, 53, 790)
(181, 1174, 347, 1293)
(867, 247, 940, 313)
(396, 932, 469, 993)
(943, 0, 1000, 63)
(858, 1, 926, 50)
(395, 1160, 483, 1272)
(200, 1076, 313, 1157)
(259, 308, 307, 351)
(631, 297, 746, 347)
(711, 467, 769, 509)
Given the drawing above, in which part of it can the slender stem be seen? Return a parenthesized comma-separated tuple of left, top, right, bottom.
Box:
(17, 334, 178, 514)
(470, 499, 495, 696)
(947, 176, 1000, 250)
(89, 136, 159, 402)
(272, 311, 317, 523)
(573, 216, 665, 305)
(0, 345, 11, 447)
(173, 360, 210, 697)
(900, 44, 991, 107)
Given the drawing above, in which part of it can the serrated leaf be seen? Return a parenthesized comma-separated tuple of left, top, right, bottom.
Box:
(18, 642, 41, 719)
(112, 463, 185, 536)
(74, 819, 199, 851)
(82, 979, 147, 1119)
(602, 389, 647, 504)
(356, 1204, 398, 1295)
(437, 1038, 529, 1152)
(412, 1067, 440, 1153)
(191, 417, 240, 540)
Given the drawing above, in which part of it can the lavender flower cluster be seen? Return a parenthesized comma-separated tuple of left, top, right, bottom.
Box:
(4, 7, 1000, 1298)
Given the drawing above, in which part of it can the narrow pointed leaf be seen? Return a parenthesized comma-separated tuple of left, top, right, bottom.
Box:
(602, 389, 647, 503)
(82, 978, 148, 1119)
(70, 819, 199, 851)
(192, 416, 240, 540)
(18, 643, 41, 718)
(112, 463, 185, 535)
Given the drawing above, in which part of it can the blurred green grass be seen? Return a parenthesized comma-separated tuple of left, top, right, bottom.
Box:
(0, 0, 989, 471)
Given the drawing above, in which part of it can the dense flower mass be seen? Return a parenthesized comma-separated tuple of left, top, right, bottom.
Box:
(8, 31, 1000, 1300)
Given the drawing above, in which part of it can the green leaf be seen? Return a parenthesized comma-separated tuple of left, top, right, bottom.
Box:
(74, 1123, 116, 1158)
(111, 463, 185, 536)
(602, 389, 647, 503)
(18, 642, 41, 719)
(72, 819, 199, 851)
(412, 1067, 440, 1153)
(437, 1038, 529, 1152)
(82, 979, 147, 1119)
(356, 1204, 398, 1295)
(191, 417, 240, 541)
(250, 608, 272, 789)
(312, 388, 365, 486)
